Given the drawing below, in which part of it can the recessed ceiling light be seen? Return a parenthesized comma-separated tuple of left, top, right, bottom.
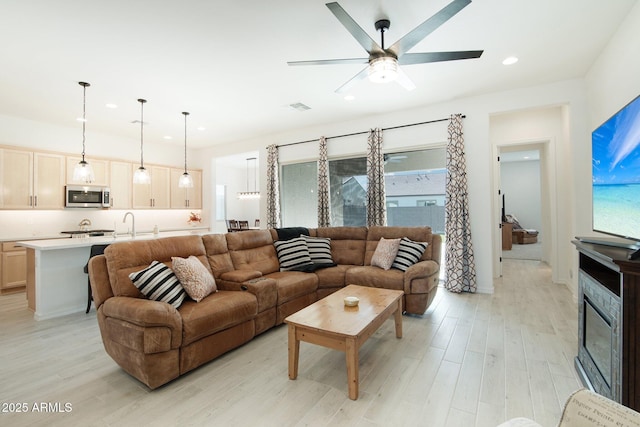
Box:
(197, 126, 206, 131)
(76, 117, 86, 122)
(105, 103, 118, 109)
(344, 95, 355, 101)
(163, 136, 172, 140)
(502, 56, 519, 65)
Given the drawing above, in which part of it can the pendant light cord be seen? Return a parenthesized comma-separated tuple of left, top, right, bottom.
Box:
(79, 82, 90, 162)
(183, 112, 189, 174)
(138, 99, 147, 168)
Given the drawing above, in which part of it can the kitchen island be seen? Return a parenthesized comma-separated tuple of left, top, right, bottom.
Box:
(17, 228, 209, 320)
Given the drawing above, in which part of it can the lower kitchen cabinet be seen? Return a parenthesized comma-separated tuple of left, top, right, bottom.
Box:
(1, 241, 27, 294)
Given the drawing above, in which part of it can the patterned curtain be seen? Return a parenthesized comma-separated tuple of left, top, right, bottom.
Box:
(266, 144, 281, 228)
(444, 114, 477, 293)
(317, 136, 331, 227)
(366, 128, 386, 226)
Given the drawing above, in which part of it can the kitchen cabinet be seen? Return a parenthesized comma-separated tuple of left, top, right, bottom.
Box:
(0, 148, 65, 209)
(1, 241, 27, 294)
(109, 161, 133, 209)
(66, 156, 109, 186)
(132, 165, 171, 209)
(170, 168, 202, 209)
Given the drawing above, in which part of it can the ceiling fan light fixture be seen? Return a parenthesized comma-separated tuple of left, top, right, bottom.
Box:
(368, 57, 398, 83)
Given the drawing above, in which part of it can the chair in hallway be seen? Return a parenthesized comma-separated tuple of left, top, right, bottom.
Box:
(83, 244, 110, 313)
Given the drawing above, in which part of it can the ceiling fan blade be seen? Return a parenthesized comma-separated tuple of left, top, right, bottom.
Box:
(335, 66, 369, 93)
(395, 67, 416, 91)
(326, 2, 382, 54)
(390, 0, 472, 57)
(287, 58, 369, 66)
(398, 50, 483, 65)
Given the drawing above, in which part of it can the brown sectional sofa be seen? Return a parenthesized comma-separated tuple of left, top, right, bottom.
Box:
(88, 226, 441, 389)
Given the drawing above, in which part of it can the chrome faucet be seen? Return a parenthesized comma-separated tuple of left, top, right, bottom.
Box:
(123, 211, 136, 238)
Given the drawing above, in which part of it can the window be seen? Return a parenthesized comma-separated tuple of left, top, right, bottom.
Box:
(279, 148, 445, 233)
(281, 161, 317, 227)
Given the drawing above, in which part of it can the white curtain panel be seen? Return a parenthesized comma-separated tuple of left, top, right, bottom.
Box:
(366, 128, 386, 227)
(317, 136, 331, 228)
(444, 114, 477, 293)
(266, 144, 281, 229)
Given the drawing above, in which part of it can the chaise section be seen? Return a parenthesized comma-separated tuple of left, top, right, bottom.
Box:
(347, 226, 441, 314)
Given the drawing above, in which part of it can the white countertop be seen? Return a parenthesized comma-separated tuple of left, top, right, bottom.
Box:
(17, 228, 211, 250)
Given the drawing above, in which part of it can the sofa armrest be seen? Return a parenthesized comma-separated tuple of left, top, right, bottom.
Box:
(217, 278, 277, 312)
(220, 269, 262, 282)
(101, 296, 183, 349)
(403, 260, 440, 293)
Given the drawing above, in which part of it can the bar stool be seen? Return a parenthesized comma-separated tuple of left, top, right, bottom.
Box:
(84, 244, 110, 313)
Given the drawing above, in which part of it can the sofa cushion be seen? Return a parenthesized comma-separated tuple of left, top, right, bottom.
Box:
(274, 237, 313, 271)
(129, 261, 187, 309)
(179, 290, 257, 346)
(301, 235, 334, 264)
(172, 256, 217, 302)
(365, 226, 435, 265)
(105, 235, 208, 298)
(392, 238, 428, 272)
(315, 227, 368, 265)
(263, 271, 318, 304)
(314, 264, 351, 289)
(371, 238, 401, 270)
(226, 230, 279, 275)
(345, 266, 404, 291)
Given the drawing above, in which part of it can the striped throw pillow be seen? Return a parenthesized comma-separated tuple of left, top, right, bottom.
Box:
(129, 261, 186, 309)
(274, 237, 313, 271)
(392, 238, 428, 271)
(301, 235, 334, 264)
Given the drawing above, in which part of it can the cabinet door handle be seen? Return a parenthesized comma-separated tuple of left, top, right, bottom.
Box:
(34, 195, 37, 207)
(29, 195, 32, 207)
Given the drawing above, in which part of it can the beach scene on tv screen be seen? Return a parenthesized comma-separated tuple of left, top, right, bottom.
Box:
(592, 95, 640, 239)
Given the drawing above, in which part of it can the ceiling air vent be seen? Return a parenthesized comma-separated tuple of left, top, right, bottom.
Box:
(289, 102, 311, 112)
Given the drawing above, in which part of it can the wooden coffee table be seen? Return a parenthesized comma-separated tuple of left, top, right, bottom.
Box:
(284, 284, 403, 400)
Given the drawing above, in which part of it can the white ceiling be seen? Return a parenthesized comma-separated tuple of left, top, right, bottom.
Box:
(0, 0, 636, 149)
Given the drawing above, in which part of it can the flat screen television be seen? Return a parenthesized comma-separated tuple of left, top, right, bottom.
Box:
(590, 94, 640, 250)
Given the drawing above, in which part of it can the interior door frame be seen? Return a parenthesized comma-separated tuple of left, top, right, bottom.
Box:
(492, 138, 556, 278)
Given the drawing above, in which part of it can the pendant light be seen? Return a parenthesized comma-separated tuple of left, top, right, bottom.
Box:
(133, 98, 151, 184)
(72, 81, 96, 183)
(178, 111, 193, 188)
(238, 157, 260, 199)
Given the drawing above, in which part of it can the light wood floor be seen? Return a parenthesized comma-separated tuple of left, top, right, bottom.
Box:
(0, 259, 581, 427)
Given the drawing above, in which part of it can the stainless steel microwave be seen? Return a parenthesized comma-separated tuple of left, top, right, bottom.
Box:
(65, 185, 110, 208)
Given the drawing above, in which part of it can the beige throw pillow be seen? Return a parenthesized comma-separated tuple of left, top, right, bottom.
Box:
(371, 237, 401, 270)
(171, 256, 217, 302)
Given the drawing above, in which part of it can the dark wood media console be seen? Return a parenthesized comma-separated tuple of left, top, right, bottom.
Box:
(573, 240, 640, 411)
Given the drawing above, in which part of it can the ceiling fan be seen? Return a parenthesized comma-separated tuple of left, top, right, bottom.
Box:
(287, 0, 483, 93)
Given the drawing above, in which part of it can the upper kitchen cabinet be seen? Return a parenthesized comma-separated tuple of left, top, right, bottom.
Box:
(132, 165, 171, 209)
(170, 168, 202, 209)
(0, 148, 65, 209)
(66, 156, 109, 186)
(109, 161, 133, 209)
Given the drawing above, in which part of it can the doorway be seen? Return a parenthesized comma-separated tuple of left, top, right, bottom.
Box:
(500, 147, 542, 261)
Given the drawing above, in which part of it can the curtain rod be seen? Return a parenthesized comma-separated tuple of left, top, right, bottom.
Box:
(276, 114, 465, 148)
